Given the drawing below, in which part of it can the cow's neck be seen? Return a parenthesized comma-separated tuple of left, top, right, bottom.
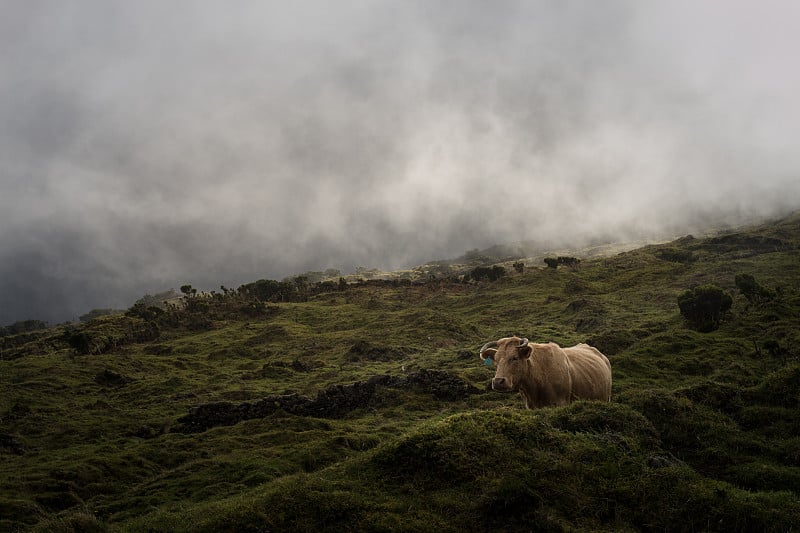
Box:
(519, 344, 564, 409)
(518, 347, 547, 408)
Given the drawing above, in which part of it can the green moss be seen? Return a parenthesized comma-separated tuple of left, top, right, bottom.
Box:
(2, 215, 800, 530)
(750, 363, 800, 407)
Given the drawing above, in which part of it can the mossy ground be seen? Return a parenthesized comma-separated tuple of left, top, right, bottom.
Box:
(2, 213, 799, 531)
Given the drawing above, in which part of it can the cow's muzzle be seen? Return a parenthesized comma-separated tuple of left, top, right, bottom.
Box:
(492, 377, 513, 392)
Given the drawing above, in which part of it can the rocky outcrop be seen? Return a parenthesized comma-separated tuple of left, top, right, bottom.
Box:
(174, 369, 480, 433)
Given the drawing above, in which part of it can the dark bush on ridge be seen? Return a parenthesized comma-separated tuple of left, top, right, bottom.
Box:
(544, 256, 581, 270)
(464, 265, 506, 282)
(557, 256, 581, 269)
(0, 320, 47, 338)
(677, 285, 733, 332)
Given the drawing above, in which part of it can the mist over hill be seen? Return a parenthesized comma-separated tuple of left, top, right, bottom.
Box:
(2, 1, 800, 325)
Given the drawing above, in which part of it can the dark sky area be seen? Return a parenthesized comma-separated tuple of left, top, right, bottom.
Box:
(2, 1, 800, 324)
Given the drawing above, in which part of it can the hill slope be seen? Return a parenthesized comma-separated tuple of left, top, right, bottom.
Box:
(1, 212, 799, 531)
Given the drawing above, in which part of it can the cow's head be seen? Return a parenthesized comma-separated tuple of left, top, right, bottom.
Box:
(479, 336, 532, 392)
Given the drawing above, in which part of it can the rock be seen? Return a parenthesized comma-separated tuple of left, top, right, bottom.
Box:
(173, 369, 481, 433)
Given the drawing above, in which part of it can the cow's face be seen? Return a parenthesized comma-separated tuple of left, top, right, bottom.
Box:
(479, 337, 532, 392)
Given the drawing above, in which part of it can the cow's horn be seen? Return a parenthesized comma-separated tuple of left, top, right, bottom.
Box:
(479, 341, 499, 354)
(518, 338, 529, 347)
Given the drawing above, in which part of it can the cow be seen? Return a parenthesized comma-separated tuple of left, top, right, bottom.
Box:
(479, 336, 611, 408)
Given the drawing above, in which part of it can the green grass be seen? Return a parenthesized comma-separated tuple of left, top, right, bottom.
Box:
(2, 212, 800, 531)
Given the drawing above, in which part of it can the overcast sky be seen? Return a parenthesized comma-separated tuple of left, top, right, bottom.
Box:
(2, 1, 800, 324)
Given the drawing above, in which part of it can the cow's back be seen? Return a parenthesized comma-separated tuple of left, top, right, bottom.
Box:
(563, 343, 612, 401)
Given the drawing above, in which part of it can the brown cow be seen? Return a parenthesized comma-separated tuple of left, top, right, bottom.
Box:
(479, 336, 611, 408)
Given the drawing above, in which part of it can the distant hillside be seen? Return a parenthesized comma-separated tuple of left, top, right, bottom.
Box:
(1, 211, 799, 531)
(320, 217, 747, 286)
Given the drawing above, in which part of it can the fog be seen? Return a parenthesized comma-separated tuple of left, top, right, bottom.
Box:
(2, 1, 800, 324)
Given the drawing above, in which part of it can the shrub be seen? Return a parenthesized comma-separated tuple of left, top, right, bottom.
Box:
(126, 303, 165, 322)
(677, 285, 733, 332)
(557, 256, 581, 270)
(62, 327, 93, 354)
(62, 318, 160, 355)
(544, 257, 581, 270)
(735, 273, 775, 304)
(237, 279, 301, 302)
(465, 265, 506, 282)
(0, 320, 47, 338)
(180, 284, 197, 297)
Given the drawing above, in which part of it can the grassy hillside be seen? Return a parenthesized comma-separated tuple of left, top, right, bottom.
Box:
(1, 213, 799, 532)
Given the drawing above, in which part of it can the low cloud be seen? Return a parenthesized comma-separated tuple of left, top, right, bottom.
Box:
(2, 1, 800, 324)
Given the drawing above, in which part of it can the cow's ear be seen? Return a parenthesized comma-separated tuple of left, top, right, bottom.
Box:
(480, 348, 497, 361)
(518, 345, 532, 359)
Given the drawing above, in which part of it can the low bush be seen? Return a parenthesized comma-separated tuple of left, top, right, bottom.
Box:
(677, 285, 733, 332)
